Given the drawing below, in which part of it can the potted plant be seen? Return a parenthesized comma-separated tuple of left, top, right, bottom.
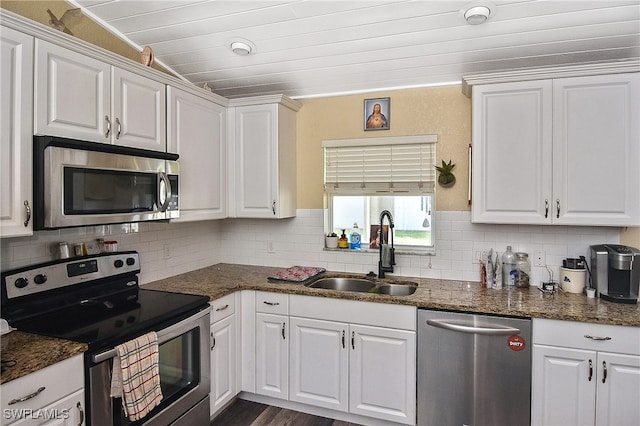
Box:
(325, 232, 338, 249)
(435, 159, 456, 188)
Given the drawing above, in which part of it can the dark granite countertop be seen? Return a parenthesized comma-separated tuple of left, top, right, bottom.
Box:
(3, 262, 638, 385)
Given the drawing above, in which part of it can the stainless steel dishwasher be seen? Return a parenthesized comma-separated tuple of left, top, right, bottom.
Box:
(418, 310, 532, 426)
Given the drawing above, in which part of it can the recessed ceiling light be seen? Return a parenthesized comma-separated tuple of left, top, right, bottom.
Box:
(464, 5, 491, 25)
(231, 41, 252, 56)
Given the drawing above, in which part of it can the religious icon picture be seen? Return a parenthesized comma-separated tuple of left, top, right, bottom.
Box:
(364, 97, 390, 131)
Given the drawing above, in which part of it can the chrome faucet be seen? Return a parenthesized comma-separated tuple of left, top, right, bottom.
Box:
(378, 210, 395, 278)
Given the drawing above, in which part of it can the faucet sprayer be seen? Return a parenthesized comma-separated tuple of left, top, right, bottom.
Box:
(378, 210, 395, 278)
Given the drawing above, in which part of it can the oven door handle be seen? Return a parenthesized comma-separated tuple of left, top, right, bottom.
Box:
(92, 305, 211, 363)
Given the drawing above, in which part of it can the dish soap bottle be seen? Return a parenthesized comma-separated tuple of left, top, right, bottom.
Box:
(350, 222, 361, 250)
(338, 229, 349, 249)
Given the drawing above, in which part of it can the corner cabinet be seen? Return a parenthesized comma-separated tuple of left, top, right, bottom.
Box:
(228, 96, 301, 218)
(532, 319, 640, 426)
(0, 26, 33, 237)
(34, 40, 166, 151)
(471, 72, 640, 226)
(168, 87, 227, 221)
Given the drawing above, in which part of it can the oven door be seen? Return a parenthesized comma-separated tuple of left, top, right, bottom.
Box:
(89, 307, 211, 426)
(34, 137, 179, 229)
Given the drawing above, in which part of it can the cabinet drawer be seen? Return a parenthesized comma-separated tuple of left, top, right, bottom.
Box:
(210, 293, 235, 323)
(1, 355, 83, 417)
(533, 319, 640, 355)
(255, 291, 288, 315)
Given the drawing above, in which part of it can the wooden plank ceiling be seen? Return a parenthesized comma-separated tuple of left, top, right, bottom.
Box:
(71, 0, 640, 99)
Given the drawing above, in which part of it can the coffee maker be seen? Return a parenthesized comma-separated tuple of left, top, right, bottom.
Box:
(589, 244, 640, 304)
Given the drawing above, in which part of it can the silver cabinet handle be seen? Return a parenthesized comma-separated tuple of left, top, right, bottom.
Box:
(427, 319, 521, 335)
(272, 201, 276, 215)
(105, 115, 111, 138)
(263, 301, 280, 306)
(115, 117, 122, 139)
(215, 304, 229, 311)
(342, 330, 345, 349)
(282, 322, 286, 340)
(584, 335, 612, 341)
(23, 200, 31, 227)
(77, 401, 84, 426)
(8, 387, 46, 405)
(556, 199, 560, 219)
(210, 331, 215, 350)
(602, 361, 608, 383)
(588, 359, 593, 382)
(544, 199, 549, 218)
(351, 331, 355, 350)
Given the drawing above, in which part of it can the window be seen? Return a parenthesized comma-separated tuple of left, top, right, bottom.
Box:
(323, 135, 437, 251)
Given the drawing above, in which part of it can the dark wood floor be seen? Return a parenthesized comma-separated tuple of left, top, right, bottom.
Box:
(211, 399, 362, 426)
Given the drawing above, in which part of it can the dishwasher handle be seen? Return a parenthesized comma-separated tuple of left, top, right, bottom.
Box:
(426, 319, 521, 336)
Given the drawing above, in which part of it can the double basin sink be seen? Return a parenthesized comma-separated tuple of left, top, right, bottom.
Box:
(305, 277, 417, 296)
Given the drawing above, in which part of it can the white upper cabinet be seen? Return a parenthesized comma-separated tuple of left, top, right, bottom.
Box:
(34, 40, 166, 151)
(228, 97, 299, 219)
(552, 74, 640, 226)
(1, 27, 34, 238)
(168, 87, 227, 221)
(471, 72, 640, 226)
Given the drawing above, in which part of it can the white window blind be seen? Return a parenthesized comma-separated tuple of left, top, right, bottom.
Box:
(323, 135, 438, 193)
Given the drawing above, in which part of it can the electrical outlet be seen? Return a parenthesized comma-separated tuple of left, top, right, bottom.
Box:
(534, 250, 545, 267)
(163, 244, 172, 259)
(268, 241, 276, 254)
(473, 250, 488, 264)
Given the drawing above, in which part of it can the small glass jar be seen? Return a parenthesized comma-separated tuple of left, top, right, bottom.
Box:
(515, 252, 531, 288)
(58, 242, 70, 259)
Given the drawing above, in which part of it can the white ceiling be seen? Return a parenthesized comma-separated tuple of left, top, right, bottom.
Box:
(71, 0, 640, 99)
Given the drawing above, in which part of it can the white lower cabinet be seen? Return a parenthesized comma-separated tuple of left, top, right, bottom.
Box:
(255, 312, 289, 399)
(0, 355, 85, 426)
(532, 319, 640, 426)
(209, 294, 238, 417)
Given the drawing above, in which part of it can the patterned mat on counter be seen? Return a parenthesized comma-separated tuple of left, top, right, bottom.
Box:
(267, 266, 326, 284)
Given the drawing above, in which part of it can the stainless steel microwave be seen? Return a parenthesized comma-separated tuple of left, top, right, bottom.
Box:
(34, 136, 179, 230)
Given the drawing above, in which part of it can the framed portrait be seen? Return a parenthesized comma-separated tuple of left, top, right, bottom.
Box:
(364, 97, 390, 131)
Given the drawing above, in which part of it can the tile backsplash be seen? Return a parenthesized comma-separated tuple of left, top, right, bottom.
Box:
(1, 210, 620, 287)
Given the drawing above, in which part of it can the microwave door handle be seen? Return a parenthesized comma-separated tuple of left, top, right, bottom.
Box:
(158, 172, 172, 212)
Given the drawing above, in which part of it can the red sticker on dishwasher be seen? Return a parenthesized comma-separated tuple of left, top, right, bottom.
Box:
(507, 335, 526, 351)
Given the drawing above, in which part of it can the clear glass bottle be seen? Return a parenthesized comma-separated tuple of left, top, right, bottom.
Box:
(502, 246, 516, 287)
(515, 252, 531, 288)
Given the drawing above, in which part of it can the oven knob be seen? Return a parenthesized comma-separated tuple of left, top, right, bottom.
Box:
(34, 274, 47, 285)
(14, 277, 28, 288)
(115, 319, 124, 327)
(114, 259, 124, 268)
(126, 257, 135, 266)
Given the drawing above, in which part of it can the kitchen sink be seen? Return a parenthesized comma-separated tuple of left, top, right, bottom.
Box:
(374, 283, 417, 296)
(305, 277, 417, 296)
(306, 277, 376, 292)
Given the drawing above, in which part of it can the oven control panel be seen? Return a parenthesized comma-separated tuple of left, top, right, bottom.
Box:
(2, 252, 140, 300)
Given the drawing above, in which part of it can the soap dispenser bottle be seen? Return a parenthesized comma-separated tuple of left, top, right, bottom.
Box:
(338, 229, 349, 249)
(350, 222, 361, 250)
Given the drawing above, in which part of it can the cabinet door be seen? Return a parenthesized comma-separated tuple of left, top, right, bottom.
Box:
(255, 313, 288, 399)
(210, 315, 236, 416)
(596, 352, 640, 426)
(1, 27, 33, 237)
(112, 67, 166, 151)
(168, 87, 226, 221)
(532, 345, 596, 426)
(289, 317, 349, 412)
(350, 324, 416, 425)
(234, 104, 278, 218)
(553, 74, 640, 226)
(34, 40, 110, 143)
(9, 389, 85, 426)
(471, 80, 553, 224)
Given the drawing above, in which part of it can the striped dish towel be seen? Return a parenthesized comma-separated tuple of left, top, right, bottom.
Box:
(110, 331, 163, 421)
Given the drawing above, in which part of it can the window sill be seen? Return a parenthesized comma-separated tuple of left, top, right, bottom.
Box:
(323, 247, 435, 256)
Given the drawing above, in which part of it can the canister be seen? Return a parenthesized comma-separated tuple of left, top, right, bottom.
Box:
(560, 267, 586, 293)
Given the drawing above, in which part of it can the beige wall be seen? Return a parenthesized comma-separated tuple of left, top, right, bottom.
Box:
(1, 0, 173, 75)
(296, 87, 472, 210)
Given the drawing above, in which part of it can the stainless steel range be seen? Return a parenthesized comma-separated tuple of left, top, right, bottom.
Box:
(1, 252, 211, 426)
